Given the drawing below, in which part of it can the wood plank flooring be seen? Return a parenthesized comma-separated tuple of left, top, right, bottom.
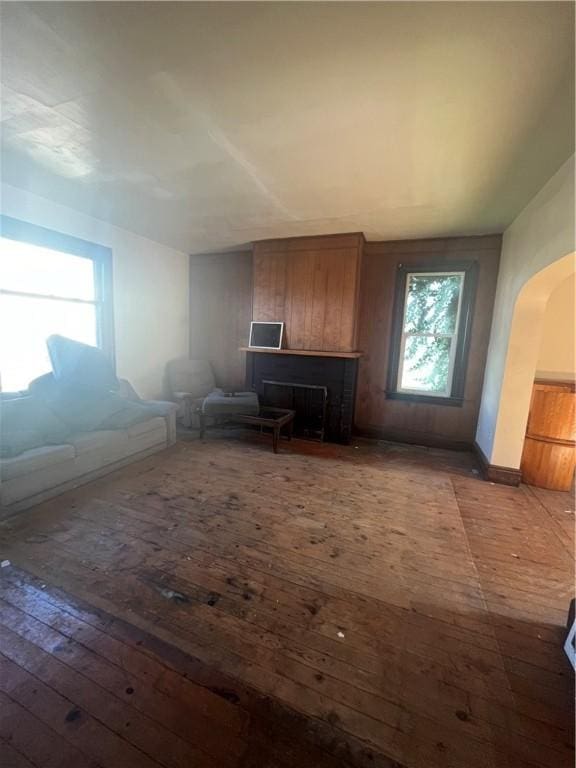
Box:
(0, 434, 573, 768)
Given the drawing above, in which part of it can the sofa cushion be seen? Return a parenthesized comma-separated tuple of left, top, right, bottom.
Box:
(43, 392, 153, 432)
(1, 444, 75, 481)
(126, 416, 166, 438)
(99, 399, 156, 429)
(47, 334, 118, 393)
(70, 430, 128, 456)
(1, 431, 46, 457)
(202, 391, 260, 416)
(0, 396, 70, 457)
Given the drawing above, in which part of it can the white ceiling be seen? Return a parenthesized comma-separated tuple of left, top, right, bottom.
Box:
(1, 2, 574, 254)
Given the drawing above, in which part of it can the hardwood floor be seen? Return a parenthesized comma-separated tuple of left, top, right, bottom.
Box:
(0, 434, 573, 768)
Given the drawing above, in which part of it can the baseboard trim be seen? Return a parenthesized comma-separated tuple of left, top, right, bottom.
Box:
(473, 441, 521, 486)
(354, 425, 472, 452)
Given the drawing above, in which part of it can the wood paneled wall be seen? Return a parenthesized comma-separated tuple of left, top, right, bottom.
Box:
(191, 234, 501, 448)
(189, 252, 252, 389)
(252, 233, 363, 352)
(355, 236, 502, 448)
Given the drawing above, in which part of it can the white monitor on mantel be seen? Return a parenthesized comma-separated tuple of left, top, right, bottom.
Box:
(249, 321, 284, 350)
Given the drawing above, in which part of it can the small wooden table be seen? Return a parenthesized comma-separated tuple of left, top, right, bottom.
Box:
(199, 406, 295, 453)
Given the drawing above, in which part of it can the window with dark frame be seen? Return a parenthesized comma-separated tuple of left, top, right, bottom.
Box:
(386, 262, 478, 406)
(0, 216, 114, 392)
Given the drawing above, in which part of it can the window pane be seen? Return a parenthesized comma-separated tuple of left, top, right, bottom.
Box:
(401, 335, 452, 393)
(0, 294, 97, 391)
(404, 274, 463, 334)
(0, 237, 95, 300)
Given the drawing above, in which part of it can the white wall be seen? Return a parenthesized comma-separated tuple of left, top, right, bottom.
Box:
(476, 155, 575, 467)
(1, 183, 189, 399)
(536, 276, 575, 381)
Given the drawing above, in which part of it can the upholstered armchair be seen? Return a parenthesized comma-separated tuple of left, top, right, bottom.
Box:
(165, 358, 220, 428)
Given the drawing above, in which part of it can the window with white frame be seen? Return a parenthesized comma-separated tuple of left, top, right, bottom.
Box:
(387, 263, 477, 404)
(0, 218, 113, 392)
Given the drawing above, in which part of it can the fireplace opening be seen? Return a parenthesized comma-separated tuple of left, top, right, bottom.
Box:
(263, 380, 327, 441)
(245, 351, 358, 444)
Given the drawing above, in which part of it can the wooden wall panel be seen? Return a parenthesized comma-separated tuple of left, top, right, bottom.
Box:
(193, 233, 499, 447)
(252, 234, 363, 352)
(323, 251, 346, 351)
(285, 251, 309, 349)
(252, 251, 286, 324)
(189, 252, 252, 389)
(355, 235, 502, 447)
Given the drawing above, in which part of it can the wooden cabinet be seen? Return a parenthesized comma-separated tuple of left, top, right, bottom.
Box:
(521, 379, 576, 491)
(252, 233, 363, 352)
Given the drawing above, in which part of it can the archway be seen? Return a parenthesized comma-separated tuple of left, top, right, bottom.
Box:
(489, 251, 575, 470)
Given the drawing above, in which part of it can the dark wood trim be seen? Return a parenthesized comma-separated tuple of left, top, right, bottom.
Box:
(484, 464, 522, 487)
(239, 347, 362, 359)
(253, 231, 364, 253)
(473, 441, 522, 487)
(354, 425, 473, 452)
(386, 260, 478, 405)
(385, 263, 408, 394)
(534, 378, 576, 391)
(451, 261, 478, 396)
(364, 234, 502, 255)
(384, 391, 464, 407)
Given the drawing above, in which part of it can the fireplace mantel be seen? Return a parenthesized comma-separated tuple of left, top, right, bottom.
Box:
(240, 347, 362, 359)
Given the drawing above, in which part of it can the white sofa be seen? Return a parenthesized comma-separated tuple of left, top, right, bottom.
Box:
(0, 400, 177, 517)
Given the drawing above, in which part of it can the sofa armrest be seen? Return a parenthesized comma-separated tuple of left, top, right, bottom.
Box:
(144, 400, 178, 416)
(141, 400, 178, 445)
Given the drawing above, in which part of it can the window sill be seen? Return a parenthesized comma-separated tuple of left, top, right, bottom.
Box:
(385, 391, 464, 407)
